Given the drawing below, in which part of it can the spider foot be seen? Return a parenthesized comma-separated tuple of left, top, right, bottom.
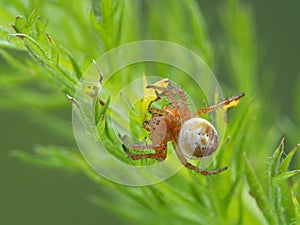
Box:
(146, 79, 170, 96)
(195, 92, 246, 116)
(146, 80, 190, 120)
(121, 143, 166, 162)
(118, 134, 160, 150)
(184, 162, 228, 175)
(119, 134, 167, 162)
(142, 121, 151, 131)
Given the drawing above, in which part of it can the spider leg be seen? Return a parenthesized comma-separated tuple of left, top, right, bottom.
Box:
(122, 144, 167, 162)
(167, 81, 190, 118)
(143, 121, 151, 132)
(173, 142, 227, 175)
(147, 80, 190, 121)
(147, 83, 178, 107)
(119, 134, 160, 150)
(148, 107, 174, 116)
(143, 89, 162, 122)
(194, 93, 245, 116)
(145, 90, 162, 108)
(119, 134, 167, 162)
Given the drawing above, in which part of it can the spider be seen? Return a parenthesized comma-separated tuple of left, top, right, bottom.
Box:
(119, 80, 245, 175)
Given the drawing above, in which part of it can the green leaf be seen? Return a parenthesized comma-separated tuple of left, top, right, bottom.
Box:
(272, 170, 300, 186)
(95, 96, 110, 125)
(11, 15, 28, 33)
(0, 22, 24, 49)
(185, 0, 214, 66)
(89, 8, 106, 50)
(2, 1, 300, 225)
(46, 34, 59, 66)
(90, 0, 123, 50)
(27, 8, 40, 31)
(244, 154, 277, 225)
(8, 9, 80, 95)
(60, 46, 83, 79)
(35, 14, 48, 41)
(11, 146, 81, 172)
(8, 33, 78, 95)
(270, 137, 285, 177)
(291, 192, 300, 225)
(279, 144, 299, 172)
(8, 33, 48, 60)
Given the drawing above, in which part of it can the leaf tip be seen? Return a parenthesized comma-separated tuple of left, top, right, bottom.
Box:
(279, 137, 285, 151)
(46, 33, 52, 43)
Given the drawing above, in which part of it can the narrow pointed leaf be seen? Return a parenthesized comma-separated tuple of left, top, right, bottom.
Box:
(244, 154, 277, 225)
(9, 33, 48, 60)
(279, 144, 299, 172)
(8, 34, 77, 95)
(270, 138, 285, 177)
(89, 9, 106, 49)
(273, 170, 300, 186)
(95, 96, 110, 125)
(60, 46, 83, 79)
(11, 15, 28, 33)
(11, 146, 80, 172)
(47, 34, 59, 66)
(27, 8, 39, 30)
(291, 192, 300, 225)
(35, 15, 48, 41)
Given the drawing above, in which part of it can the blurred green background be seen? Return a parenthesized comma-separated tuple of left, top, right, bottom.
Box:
(1, 0, 300, 225)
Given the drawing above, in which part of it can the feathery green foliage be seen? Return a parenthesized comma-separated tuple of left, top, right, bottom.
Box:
(1, 0, 299, 224)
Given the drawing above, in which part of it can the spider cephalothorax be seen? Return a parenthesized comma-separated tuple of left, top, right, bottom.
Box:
(119, 80, 245, 175)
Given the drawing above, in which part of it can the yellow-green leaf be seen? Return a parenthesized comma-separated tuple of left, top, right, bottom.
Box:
(272, 170, 300, 186)
(279, 144, 299, 172)
(270, 138, 285, 177)
(291, 192, 300, 225)
(244, 154, 277, 225)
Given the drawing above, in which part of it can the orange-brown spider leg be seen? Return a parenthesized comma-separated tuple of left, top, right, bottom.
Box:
(142, 121, 151, 132)
(119, 134, 160, 150)
(147, 83, 178, 110)
(167, 81, 190, 118)
(143, 89, 162, 121)
(122, 144, 167, 162)
(194, 93, 245, 116)
(144, 90, 162, 110)
(147, 81, 190, 121)
(119, 134, 167, 161)
(173, 142, 228, 175)
(148, 107, 175, 117)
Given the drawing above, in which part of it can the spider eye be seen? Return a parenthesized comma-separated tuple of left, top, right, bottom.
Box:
(178, 118, 219, 159)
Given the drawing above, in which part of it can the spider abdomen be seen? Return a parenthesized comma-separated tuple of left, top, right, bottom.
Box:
(178, 118, 219, 159)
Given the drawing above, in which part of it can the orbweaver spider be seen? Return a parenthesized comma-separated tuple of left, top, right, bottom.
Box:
(119, 80, 245, 175)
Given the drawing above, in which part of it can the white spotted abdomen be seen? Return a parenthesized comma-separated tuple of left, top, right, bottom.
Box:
(178, 118, 219, 159)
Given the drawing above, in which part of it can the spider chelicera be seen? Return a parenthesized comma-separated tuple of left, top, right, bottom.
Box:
(119, 80, 245, 175)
